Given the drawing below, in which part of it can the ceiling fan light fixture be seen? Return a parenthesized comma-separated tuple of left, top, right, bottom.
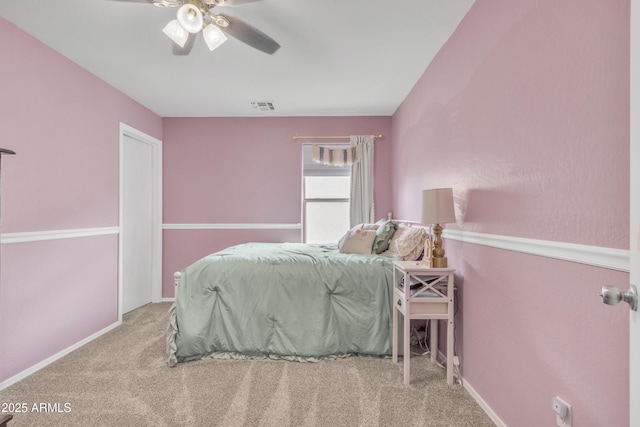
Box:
(203, 24, 228, 51)
(211, 15, 230, 28)
(162, 19, 189, 47)
(177, 4, 204, 34)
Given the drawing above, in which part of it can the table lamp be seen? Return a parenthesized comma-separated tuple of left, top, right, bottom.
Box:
(422, 188, 456, 268)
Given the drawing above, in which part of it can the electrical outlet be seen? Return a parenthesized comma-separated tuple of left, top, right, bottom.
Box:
(453, 356, 460, 366)
(551, 396, 572, 427)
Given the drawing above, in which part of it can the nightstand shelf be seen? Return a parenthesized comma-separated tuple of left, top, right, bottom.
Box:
(392, 261, 456, 385)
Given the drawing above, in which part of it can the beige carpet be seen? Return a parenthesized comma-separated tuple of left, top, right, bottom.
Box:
(0, 303, 495, 427)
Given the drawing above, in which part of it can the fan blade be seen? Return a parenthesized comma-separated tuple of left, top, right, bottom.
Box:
(105, 0, 152, 3)
(106, 0, 184, 6)
(172, 33, 196, 55)
(216, 14, 280, 54)
(217, 0, 264, 6)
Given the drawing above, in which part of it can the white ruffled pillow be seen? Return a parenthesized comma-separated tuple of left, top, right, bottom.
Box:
(388, 225, 428, 261)
(338, 223, 378, 254)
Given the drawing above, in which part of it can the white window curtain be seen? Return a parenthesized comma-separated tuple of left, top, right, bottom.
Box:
(349, 135, 375, 226)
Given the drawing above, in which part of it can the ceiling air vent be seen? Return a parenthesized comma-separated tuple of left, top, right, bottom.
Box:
(250, 101, 275, 112)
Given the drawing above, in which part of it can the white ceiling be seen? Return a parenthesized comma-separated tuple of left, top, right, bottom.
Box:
(0, 0, 474, 117)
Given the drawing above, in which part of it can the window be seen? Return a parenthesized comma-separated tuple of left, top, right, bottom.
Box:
(302, 145, 351, 243)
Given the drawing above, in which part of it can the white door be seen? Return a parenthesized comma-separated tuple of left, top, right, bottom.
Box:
(119, 124, 162, 316)
(630, 1, 639, 425)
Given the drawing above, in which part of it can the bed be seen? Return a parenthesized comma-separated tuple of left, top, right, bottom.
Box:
(166, 220, 428, 367)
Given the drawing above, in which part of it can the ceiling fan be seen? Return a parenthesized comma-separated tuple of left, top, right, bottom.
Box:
(111, 0, 280, 55)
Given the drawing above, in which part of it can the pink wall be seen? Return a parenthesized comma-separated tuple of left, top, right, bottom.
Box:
(1, 1, 631, 423)
(0, 18, 162, 383)
(162, 116, 393, 297)
(392, 0, 629, 426)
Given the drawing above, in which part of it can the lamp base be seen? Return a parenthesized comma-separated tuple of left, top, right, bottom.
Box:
(432, 257, 448, 268)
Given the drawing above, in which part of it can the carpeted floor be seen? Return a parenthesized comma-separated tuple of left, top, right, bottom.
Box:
(0, 303, 495, 427)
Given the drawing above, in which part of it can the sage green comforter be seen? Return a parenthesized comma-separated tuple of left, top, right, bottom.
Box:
(166, 242, 394, 366)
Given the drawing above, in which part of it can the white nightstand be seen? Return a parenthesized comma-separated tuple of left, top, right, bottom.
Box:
(392, 260, 456, 385)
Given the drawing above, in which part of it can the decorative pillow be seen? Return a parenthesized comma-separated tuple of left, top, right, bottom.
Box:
(372, 219, 397, 254)
(338, 223, 377, 248)
(338, 224, 378, 254)
(388, 225, 428, 261)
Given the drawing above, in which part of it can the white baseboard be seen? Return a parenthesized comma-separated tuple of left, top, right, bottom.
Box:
(462, 378, 507, 427)
(0, 320, 121, 391)
(162, 298, 176, 302)
(433, 349, 504, 426)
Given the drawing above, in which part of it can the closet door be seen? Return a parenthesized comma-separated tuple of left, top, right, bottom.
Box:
(121, 133, 155, 314)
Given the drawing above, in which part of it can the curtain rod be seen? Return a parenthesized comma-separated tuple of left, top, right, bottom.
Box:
(292, 134, 383, 140)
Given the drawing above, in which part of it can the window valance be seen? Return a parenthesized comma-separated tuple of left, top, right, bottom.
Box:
(311, 145, 358, 167)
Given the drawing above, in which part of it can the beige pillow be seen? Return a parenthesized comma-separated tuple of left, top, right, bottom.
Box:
(388, 225, 428, 261)
(338, 224, 378, 254)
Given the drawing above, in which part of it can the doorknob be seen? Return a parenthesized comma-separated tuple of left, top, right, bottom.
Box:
(600, 284, 638, 311)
